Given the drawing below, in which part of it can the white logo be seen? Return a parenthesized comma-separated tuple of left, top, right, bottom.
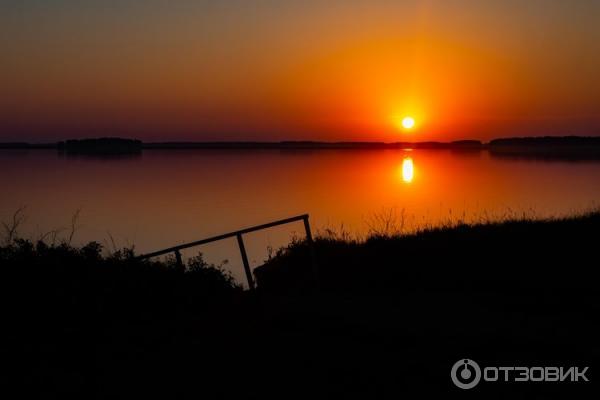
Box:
(451, 359, 481, 389)
(451, 359, 589, 389)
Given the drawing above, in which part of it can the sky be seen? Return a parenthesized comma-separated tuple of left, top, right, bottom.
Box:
(1, 0, 600, 142)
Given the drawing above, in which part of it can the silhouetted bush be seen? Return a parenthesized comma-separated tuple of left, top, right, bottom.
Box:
(0, 238, 240, 324)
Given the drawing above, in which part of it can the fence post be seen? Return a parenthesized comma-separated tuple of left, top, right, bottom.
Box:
(237, 233, 255, 290)
(174, 249, 184, 271)
(303, 215, 320, 288)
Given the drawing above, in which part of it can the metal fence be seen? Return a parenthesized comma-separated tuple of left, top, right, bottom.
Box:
(136, 214, 318, 289)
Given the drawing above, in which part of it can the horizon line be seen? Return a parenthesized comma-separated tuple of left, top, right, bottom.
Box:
(3, 135, 600, 147)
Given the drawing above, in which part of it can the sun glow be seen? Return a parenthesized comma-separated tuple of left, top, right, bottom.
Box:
(402, 116, 415, 129)
(392, 111, 421, 132)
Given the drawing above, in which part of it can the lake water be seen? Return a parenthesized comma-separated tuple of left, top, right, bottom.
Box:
(2, 149, 600, 286)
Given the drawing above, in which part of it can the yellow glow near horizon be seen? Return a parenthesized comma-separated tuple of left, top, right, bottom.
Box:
(402, 157, 414, 183)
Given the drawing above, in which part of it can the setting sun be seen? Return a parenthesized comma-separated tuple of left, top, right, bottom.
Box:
(402, 117, 415, 130)
(392, 114, 419, 132)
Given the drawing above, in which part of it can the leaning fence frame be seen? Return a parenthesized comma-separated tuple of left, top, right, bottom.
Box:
(136, 214, 319, 290)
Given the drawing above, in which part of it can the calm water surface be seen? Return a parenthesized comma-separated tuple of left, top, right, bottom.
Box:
(2, 149, 600, 285)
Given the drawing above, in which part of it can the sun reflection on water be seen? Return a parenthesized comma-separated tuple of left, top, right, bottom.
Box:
(401, 157, 414, 183)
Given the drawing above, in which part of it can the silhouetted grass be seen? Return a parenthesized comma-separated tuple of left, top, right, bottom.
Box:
(251, 212, 600, 398)
(256, 211, 600, 294)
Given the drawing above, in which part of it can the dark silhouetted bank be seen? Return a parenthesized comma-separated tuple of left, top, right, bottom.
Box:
(1, 212, 598, 398)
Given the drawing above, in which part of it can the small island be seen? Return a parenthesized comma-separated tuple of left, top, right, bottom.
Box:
(57, 138, 142, 155)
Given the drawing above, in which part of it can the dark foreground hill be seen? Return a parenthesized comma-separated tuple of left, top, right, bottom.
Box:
(1, 213, 599, 398)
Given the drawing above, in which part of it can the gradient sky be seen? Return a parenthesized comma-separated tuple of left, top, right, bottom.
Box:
(2, 0, 600, 142)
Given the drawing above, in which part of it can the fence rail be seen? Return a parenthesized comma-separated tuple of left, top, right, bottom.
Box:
(136, 214, 318, 289)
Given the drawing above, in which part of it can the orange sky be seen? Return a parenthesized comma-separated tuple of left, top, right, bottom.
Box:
(2, 1, 600, 142)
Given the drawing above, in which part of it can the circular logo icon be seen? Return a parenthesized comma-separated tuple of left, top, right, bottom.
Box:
(451, 359, 481, 389)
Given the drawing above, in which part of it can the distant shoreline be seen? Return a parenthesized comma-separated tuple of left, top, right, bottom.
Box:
(2, 136, 600, 151)
(1, 140, 481, 150)
(2, 137, 600, 162)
